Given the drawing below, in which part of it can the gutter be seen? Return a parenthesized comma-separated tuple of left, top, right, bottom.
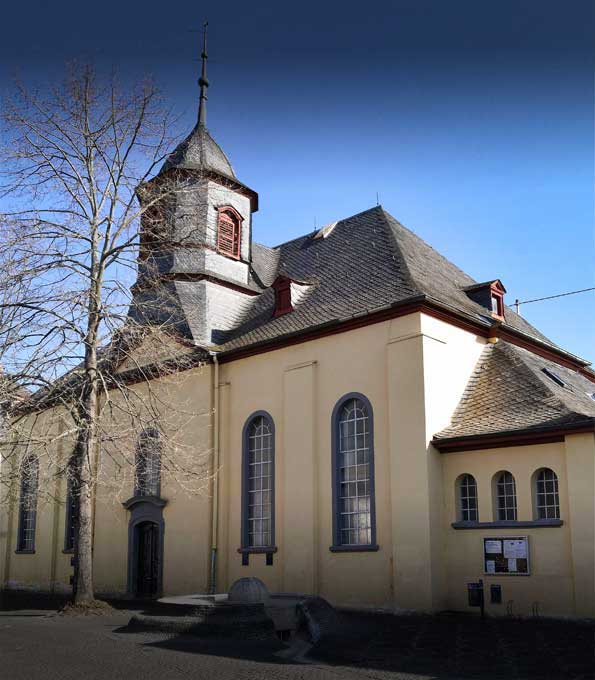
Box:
(209, 351, 220, 594)
(433, 419, 595, 453)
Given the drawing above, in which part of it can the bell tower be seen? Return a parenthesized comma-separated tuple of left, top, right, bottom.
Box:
(131, 23, 259, 346)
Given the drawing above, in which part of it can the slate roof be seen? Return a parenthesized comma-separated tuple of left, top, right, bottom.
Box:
(215, 206, 566, 354)
(160, 124, 236, 179)
(434, 342, 595, 443)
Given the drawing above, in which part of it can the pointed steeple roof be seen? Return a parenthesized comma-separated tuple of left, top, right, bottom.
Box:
(160, 124, 236, 178)
(160, 22, 236, 179)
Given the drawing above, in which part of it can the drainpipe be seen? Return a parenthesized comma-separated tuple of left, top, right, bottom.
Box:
(209, 351, 220, 594)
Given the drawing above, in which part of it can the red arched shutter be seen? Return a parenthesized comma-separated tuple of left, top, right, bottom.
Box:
(217, 209, 240, 259)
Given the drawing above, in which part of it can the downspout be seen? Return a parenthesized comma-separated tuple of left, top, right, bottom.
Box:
(209, 351, 220, 594)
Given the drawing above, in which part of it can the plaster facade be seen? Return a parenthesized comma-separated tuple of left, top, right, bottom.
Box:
(2, 314, 593, 618)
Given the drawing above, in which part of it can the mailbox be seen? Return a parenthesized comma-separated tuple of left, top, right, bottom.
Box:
(467, 579, 485, 616)
(490, 584, 502, 604)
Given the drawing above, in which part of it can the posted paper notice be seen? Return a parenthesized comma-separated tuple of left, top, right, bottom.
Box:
(485, 540, 502, 554)
(503, 539, 527, 559)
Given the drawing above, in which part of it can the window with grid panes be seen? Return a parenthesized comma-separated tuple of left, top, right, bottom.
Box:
(496, 471, 517, 521)
(135, 428, 161, 497)
(458, 474, 478, 521)
(336, 397, 374, 546)
(17, 455, 39, 552)
(64, 458, 79, 551)
(245, 415, 273, 548)
(535, 468, 560, 519)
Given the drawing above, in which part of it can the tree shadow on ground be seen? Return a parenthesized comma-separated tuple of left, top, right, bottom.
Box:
(116, 610, 595, 680)
(308, 611, 595, 680)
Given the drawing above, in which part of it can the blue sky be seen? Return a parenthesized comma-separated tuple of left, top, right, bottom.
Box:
(1, 0, 593, 362)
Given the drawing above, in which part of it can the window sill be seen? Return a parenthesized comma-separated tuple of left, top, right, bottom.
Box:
(14, 549, 35, 555)
(452, 519, 563, 530)
(237, 546, 278, 554)
(329, 544, 380, 553)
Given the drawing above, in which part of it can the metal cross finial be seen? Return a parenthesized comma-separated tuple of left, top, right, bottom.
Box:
(197, 20, 209, 127)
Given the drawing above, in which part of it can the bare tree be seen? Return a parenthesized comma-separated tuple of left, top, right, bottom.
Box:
(0, 65, 211, 604)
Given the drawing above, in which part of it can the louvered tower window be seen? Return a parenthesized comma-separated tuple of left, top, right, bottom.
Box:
(217, 207, 241, 259)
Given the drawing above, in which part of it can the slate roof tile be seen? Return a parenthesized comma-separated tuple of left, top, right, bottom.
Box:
(216, 206, 566, 354)
(434, 341, 595, 442)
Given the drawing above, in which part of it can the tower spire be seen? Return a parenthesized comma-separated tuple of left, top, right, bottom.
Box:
(197, 20, 209, 127)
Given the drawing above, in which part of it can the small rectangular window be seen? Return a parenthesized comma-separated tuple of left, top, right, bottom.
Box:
(541, 368, 565, 388)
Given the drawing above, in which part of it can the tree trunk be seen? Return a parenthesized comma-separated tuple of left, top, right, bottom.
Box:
(73, 390, 97, 604)
(74, 275, 101, 605)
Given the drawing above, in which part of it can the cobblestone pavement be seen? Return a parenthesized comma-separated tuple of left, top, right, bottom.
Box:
(0, 605, 593, 680)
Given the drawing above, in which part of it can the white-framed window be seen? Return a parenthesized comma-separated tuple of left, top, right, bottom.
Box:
(457, 474, 478, 521)
(332, 394, 377, 548)
(243, 413, 274, 548)
(17, 454, 39, 552)
(135, 428, 162, 497)
(495, 471, 517, 521)
(534, 468, 560, 519)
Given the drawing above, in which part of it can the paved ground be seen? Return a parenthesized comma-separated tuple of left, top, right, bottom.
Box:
(0, 595, 593, 680)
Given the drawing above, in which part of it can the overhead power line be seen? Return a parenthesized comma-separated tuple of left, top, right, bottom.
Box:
(514, 287, 595, 315)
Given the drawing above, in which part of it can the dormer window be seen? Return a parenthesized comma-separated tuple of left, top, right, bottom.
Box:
(273, 277, 292, 317)
(216, 206, 242, 259)
(463, 279, 506, 321)
(491, 290, 504, 318)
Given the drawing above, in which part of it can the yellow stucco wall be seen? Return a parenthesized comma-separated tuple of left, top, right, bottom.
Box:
(441, 434, 595, 618)
(1, 313, 593, 620)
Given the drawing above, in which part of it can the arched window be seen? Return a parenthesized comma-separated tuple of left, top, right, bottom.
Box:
(64, 456, 79, 552)
(534, 468, 560, 519)
(332, 394, 377, 549)
(456, 474, 478, 521)
(217, 207, 241, 259)
(135, 428, 161, 497)
(495, 471, 517, 521)
(242, 413, 275, 549)
(17, 454, 39, 552)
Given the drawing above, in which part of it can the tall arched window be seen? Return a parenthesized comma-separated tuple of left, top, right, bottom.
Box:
(17, 454, 39, 552)
(64, 456, 79, 552)
(217, 207, 241, 259)
(495, 471, 517, 521)
(534, 468, 560, 519)
(332, 394, 377, 549)
(456, 474, 478, 521)
(242, 412, 275, 549)
(135, 428, 162, 497)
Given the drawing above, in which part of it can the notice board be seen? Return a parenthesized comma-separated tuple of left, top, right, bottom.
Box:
(483, 537, 529, 575)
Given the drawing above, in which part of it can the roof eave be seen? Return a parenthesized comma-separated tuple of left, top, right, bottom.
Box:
(432, 418, 595, 453)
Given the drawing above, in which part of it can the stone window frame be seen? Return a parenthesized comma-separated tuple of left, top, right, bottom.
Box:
(16, 453, 39, 554)
(456, 473, 479, 522)
(216, 205, 243, 260)
(240, 411, 277, 556)
(532, 467, 560, 520)
(330, 392, 379, 553)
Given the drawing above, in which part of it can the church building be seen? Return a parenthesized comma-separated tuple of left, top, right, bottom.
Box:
(1, 43, 594, 619)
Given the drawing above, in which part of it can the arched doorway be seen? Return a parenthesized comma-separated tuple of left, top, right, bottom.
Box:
(123, 496, 166, 599)
(135, 521, 160, 597)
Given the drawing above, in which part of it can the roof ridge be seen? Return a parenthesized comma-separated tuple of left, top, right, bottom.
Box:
(377, 207, 421, 297)
(270, 205, 383, 250)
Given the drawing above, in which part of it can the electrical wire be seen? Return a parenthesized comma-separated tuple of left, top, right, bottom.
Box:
(515, 287, 595, 306)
